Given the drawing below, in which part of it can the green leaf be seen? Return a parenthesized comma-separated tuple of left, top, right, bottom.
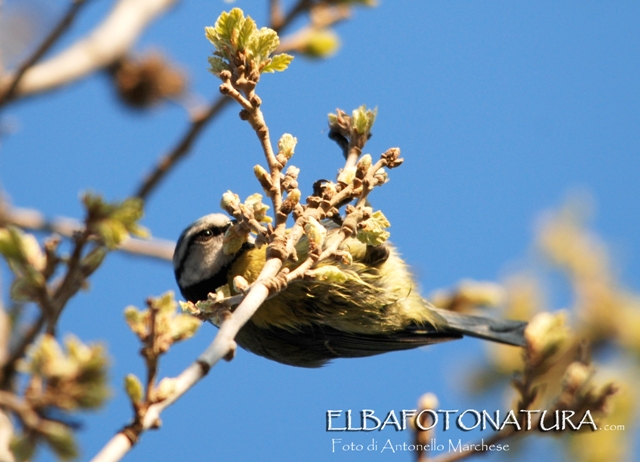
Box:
(124, 306, 147, 339)
(155, 290, 178, 314)
(41, 422, 78, 461)
(215, 8, 245, 45)
(351, 104, 377, 135)
(169, 314, 202, 342)
(208, 56, 230, 76)
(248, 28, 279, 62)
(237, 15, 257, 51)
(81, 246, 107, 275)
(261, 54, 294, 73)
(357, 210, 391, 246)
(10, 434, 37, 462)
(96, 221, 127, 249)
(9, 278, 32, 302)
(204, 26, 218, 45)
(85, 196, 148, 248)
(112, 198, 145, 231)
(0, 227, 23, 262)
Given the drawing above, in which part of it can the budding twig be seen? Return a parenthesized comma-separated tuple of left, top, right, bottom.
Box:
(133, 0, 318, 202)
(3, 206, 174, 261)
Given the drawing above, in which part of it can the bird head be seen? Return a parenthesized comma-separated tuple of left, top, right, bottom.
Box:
(173, 213, 234, 295)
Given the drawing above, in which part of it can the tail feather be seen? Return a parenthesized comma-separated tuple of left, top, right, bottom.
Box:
(431, 307, 527, 347)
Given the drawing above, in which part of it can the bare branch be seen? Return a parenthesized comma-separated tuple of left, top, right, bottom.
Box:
(0, 313, 46, 389)
(0, 0, 178, 101)
(133, 96, 230, 200)
(0, 0, 90, 107)
(269, 0, 284, 29)
(0, 408, 15, 462)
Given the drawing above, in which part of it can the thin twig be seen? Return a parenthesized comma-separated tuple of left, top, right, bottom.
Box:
(3, 207, 174, 261)
(269, 0, 284, 29)
(144, 299, 160, 401)
(0, 390, 42, 430)
(91, 264, 279, 462)
(276, 4, 351, 55)
(133, 96, 230, 200)
(277, 0, 312, 34)
(131, 0, 314, 202)
(0, 0, 178, 101)
(0, 313, 46, 390)
(46, 227, 92, 335)
(0, 0, 90, 108)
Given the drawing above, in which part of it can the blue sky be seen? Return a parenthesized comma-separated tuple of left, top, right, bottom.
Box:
(1, 1, 639, 461)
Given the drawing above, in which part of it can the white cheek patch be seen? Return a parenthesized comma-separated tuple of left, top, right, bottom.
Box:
(178, 239, 232, 288)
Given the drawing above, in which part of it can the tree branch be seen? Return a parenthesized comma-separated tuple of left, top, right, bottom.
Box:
(91, 261, 279, 462)
(0, 0, 177, 102)
(0, 0, 90, 107)
(131, 0, 316, 202)
(133, 96, 230, 201)
(0, 313, 46, 390)
(3, 206, 174, 261)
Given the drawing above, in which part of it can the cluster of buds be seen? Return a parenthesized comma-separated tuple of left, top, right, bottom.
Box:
(430, 280, 506, 313)
(21, 335, 109, 411)
(179, 285, 235, 327)
(0, 227, 48, 302)
(206, 8, 293, 96)
(123, 292, 201, 412)
(82, 193, 149, 249)
(523, 311, 570, 368)
(253, 134, 299, 192)
(328, 105, 377, 154)
(556, 360, 618, 418)
(124, 292, 201, 356)
(123, 373, 178, 409)
(220, 191, 272, 253)
(0, 193, 147, 307)
(11, 335, 110, 460)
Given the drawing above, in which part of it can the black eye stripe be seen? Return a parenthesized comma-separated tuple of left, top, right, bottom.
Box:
(191, 223, 231, 244)
(174, 220, 232, 280)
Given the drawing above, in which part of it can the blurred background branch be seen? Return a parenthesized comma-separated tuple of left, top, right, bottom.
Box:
(1, 206, 174, 261)
(0, 0, 90, 107)
(0, 0, 177, 102)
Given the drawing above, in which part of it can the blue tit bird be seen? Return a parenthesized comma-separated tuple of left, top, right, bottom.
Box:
(173, 214, 527, 367)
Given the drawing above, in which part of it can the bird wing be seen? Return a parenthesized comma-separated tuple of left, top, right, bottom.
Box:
(235, 321, 461, 368)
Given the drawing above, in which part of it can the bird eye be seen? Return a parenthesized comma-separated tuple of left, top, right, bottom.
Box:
(194, 228, 216, 243)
